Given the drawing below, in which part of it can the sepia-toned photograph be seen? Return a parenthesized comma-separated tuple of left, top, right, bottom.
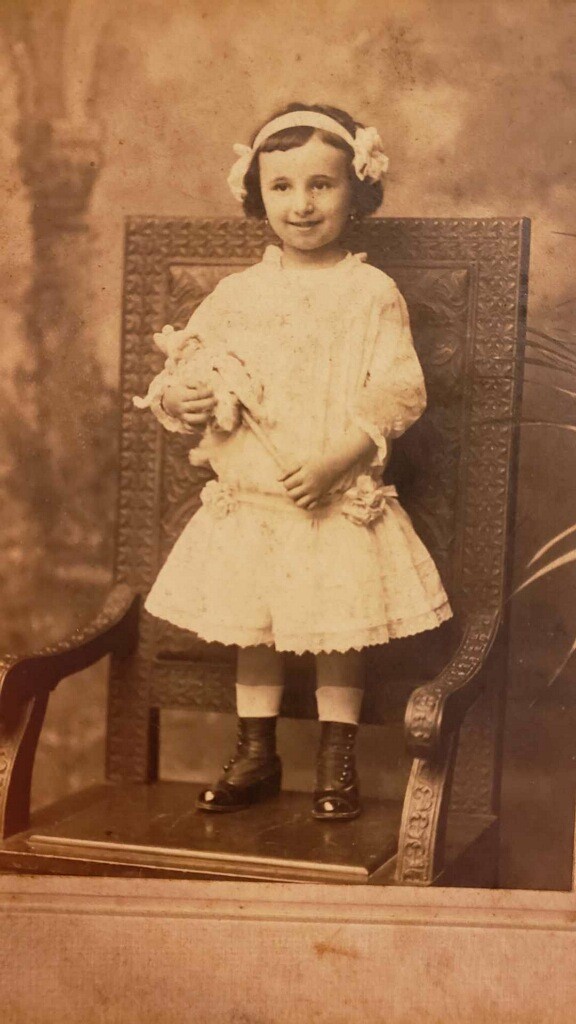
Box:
(1, 1, 576, 1020)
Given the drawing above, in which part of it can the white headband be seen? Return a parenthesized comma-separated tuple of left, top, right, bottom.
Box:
(227, 111, 389, 203)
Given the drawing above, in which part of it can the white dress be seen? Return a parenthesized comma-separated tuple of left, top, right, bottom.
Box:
(143, 245, 452, 654)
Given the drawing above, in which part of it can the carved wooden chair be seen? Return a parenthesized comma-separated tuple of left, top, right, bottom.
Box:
(0, 216, 529, 885)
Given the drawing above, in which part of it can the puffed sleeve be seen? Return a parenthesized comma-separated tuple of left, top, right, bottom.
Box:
(350, 282, 426, 465)
(136, 283, 226, 434)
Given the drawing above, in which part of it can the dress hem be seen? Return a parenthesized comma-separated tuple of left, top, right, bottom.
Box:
(145, 600, 453, 656)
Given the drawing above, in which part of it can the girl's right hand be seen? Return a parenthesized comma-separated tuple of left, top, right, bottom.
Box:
(162, 383, 216, 428)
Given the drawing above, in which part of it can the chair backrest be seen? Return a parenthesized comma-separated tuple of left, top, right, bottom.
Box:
(107, 216, 529, 782)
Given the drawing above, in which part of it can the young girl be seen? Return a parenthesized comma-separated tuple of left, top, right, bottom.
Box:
(137, 102, 452, 821)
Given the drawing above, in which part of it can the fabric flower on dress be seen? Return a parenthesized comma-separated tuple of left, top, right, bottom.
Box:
(352, 127, 389, 183)
(341, 475, 397, 527)
(227, 143, 253, 202)
(200, 481, 238, 519)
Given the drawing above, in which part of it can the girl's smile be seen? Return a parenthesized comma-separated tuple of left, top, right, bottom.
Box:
(259, 136, 353, 268)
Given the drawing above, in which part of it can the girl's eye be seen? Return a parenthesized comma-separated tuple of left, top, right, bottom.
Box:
(312, 182, 332, 191)
(272, 183, 289, 192)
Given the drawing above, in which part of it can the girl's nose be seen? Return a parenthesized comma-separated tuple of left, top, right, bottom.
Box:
(293, 191, 314, 216)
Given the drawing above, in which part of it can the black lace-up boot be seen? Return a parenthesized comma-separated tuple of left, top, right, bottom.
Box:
(312, 722, 361, 820)
(196, 717, 281, 813)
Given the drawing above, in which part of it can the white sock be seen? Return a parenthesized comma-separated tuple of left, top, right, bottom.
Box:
(236, 684, 284, 718)
(315, 686, 364, 725)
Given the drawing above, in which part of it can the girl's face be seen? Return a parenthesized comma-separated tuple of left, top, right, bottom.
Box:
(258, 135, 353, 266)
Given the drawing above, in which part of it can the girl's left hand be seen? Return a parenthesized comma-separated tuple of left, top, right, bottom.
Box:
(279, 455, 343, 509)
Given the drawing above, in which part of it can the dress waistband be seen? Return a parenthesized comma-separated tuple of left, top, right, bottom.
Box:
(237, 489, 344, 517)
(200, 479, 399, 526)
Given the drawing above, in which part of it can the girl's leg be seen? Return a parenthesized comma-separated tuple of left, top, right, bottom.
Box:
(236, 644, 284, 717)
(315, 650, 365, 724)
(313, 650, 365, 820)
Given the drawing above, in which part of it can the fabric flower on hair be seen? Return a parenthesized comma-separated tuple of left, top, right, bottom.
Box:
(352, 127, 389, 183)
(341, 475, 397, 527)
(200, 481, 238, 518)
(227, 143, 253, 202)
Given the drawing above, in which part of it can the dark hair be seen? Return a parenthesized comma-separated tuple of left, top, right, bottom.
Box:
(242, 102, 384, 220)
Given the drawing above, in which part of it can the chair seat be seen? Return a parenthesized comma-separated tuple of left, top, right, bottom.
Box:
(0, 781, 495, 885)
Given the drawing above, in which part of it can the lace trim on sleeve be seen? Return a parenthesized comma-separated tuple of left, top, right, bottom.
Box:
(349, 412, 389, 467)
(133, 367, 193, 434)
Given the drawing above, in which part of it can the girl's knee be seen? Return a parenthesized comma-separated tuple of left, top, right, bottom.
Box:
(315, 650, 365, 689)
(237, 644, 284, 685)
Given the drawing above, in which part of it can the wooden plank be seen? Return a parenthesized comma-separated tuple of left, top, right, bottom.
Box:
(0, 783, 494, 887)
(6, 783, 400, 884)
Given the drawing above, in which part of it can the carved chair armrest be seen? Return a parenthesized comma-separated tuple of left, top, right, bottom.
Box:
(0, 584, 140, 837)
(0, 584, 140, 707)
(404, 611, 500, 760)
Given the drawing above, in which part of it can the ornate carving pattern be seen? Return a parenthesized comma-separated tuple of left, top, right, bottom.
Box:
(395, 738, 457, 885)
(149, 660, 237, 712)
(387, 267, 471, 585)
(450, 686, 497, 816)
(106, 606, 164, 783)
(409, 689, 444, 744)
(404, 611, 498, 753)
(113, 217, 528, 799)
(397, 761, 437, 882)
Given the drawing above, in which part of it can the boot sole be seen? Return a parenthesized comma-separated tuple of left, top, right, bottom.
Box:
(312, 806, 361, 821)
(312, 779, 361, 821)
(196, 772, 282, 813)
